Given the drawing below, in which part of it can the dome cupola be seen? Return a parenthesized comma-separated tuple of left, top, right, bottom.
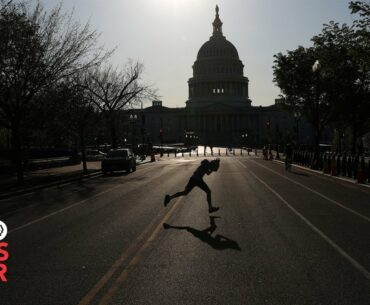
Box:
(197, 5, 239, 61)
(212, 5, 223, 36)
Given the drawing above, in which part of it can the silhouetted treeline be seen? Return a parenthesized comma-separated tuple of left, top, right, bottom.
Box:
(273, 1, 370, 157)
(0, 0, 156, 183)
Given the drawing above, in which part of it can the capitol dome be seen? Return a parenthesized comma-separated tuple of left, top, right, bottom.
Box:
(197, 37, 239, 60)
(187, 5, 251, 108)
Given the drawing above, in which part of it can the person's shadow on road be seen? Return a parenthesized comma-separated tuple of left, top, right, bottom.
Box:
(163, 216, 241, 251)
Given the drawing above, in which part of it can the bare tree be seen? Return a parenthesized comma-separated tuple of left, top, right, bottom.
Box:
(49, 77, 96, 174)
(83, 61, 157, 149)
(0, 1, 111, 184)
(0, 0, 13, 12)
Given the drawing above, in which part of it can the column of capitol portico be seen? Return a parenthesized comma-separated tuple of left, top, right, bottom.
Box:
(204, 114, 207, 133)
(213, 115, 217, 132)
(199, 114, 201, 132)
(198, 115, 201, 139)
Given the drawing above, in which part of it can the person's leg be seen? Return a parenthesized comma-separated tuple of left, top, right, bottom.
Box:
(164, 178, 195, 206)
(207, 216, 219, 234)
(171, 188, 190, 199)
(196, 179, 219, 213)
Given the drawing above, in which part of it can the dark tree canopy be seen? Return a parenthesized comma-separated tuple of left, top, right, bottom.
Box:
(273, 0, 370, 155)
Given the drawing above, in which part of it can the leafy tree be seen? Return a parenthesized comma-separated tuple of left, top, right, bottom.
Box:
(273, 46, 333, 160)
(273, 0, 370, 156)
(312, 2, 370, 154)
(349, 0, 370, 152)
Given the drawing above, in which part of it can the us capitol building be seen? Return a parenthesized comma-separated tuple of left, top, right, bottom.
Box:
(126, 6, 312, 148)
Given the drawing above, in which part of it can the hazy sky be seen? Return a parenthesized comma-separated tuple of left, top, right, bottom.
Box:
(42, 0, 355, 107)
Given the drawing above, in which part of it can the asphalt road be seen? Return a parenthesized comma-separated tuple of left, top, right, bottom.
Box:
(0, 155, 370, 305)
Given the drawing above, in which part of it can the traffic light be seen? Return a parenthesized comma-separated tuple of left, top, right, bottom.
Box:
(266, 120, 271, 129)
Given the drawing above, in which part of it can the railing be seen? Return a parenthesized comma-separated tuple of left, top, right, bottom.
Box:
(292, 151, 370, 184)
(155, 147, 256, 158)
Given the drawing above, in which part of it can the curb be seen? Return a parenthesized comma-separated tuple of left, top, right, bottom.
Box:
(273, 159, 370, 189)
(0, 170, 102, 202)
(0, 160, 151, 203)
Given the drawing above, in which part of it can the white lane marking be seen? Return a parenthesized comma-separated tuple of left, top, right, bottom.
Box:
(246, 158, 370, 223)
(0, 172, 101, 202)
(8, 165, 159, 234)
(9, 185, 123, 234)
(235, 158, 370, 281)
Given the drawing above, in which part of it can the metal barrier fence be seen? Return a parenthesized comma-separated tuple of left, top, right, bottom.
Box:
(156, 148, 255, 158)
(292, 151, 370, 184)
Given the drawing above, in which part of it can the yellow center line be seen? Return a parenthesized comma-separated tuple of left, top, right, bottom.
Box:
(78, 197, 183, 305)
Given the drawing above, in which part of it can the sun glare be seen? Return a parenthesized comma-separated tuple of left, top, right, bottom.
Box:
(157, 0, 201, 14)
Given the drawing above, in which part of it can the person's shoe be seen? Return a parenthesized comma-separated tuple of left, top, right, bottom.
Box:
(164, 195, 170, 207)
(208, 207, 220, 213)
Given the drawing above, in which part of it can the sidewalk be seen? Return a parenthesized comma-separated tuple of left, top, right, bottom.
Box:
(0, 157, 153, 201)
(270, 154, 370, 188)
(0, 162, 102, 199)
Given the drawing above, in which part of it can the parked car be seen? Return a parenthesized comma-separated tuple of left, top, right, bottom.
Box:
(101, 149, 136, 174)
(86, 150, 106, 161)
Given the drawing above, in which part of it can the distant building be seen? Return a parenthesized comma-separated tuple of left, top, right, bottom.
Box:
(128, 6, 313, 148)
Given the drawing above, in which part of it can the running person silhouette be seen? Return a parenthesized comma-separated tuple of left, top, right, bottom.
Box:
(164, 159, 220, 213)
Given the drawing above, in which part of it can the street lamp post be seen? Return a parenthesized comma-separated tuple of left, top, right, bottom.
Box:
(353, 78, 363, 155)
(336, 129, 344, 154)
(129, 114, 138, 151)
(140, 101, 145, 156)
(294, 111, 301, 148)
(241, 132, 248, 153)
(312, 59, 321, 169)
